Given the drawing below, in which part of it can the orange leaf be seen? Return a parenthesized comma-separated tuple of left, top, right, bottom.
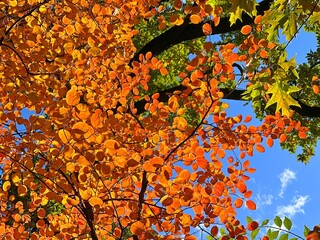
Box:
(279, 133, 287, 143)
(241, 25, 252, 35)
(298, 131, 307, 139)
(197, 158, 208, 169)
(151, 157, 164, 168)
(247, 221, 259, 231)
(254, 15, 263, 24)
(160, 67, 168, 75)
(255, 145, 265, 153)
(244, 190, 252, 198)
(243, 160, 250, 169)
(179, 169, 190, 181)
(89, 196, 103, 207)
(213, 16, 220, 26)
(184, 236, 197, 240)
(266, 137, 274, 147)
(246, 200, 256, 210)
(105, 139, 120, 150)
(244, 115, 252, 123)
(92, 4, 101, 15)
(217, 149, 225, 158)
(190, 14, 202, 24)
(195, 146, 204, 156)
(247, 167, 256, 174)
(213, 182, 225, 196)
(145, 52, 152, 60)
(312, 85, 319, 94)
(66, 86, 80, 106)
(260, 49, 268, 58)
(66, 25, 75, 35)
(202, 23, 212, 35)
(219, 210, 228, 223)
(130, 221, 145, 235)
(0, 223, 5, 235)
(258, 39, 268, 47)
(237, 181, 247, 193)
(234, 198, 243, 208)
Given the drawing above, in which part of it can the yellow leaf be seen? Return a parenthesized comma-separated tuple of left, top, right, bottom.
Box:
(72, 122, 96, 143)
(5, 83, 15, 92)
(2, 181, 11, 191)
(66, 162, 75, 173)
(9, 0, 17, 7)
(39, 5, 47, 13)
(79, 189, 92, 200)
(11, 173, 21, 185)
(67, 196, 80, 206)
(152, 134, 160, 144)
(92, 4, 101, 15)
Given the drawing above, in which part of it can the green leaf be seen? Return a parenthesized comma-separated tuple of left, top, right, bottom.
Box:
(279, 56, 299, 79)
(269, 230, 280, 239)
(274, 216, 282, 227)
(207, 0, 229, 6)
(246, 216, 253, 223)
(261, 219, 269, 226)
(283, 217, 292, 230)
(220, 227, 226, 236)
(304, 225, 311, 237)
(265, 80, 300, 116)
(279, 233, 289, 240)
(251, 228, 260, 240)
(228, 0, 258, 25)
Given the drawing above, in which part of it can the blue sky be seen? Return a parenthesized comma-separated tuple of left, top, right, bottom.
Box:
(225, 30, 320, 238)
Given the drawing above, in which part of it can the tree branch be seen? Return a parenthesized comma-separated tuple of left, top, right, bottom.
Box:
(132, 87, 320, 117)
(130, 0, 273, 64)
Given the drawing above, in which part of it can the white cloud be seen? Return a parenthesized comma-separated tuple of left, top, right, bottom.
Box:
(276, 195, 309, 218)
(279, 169, 296, 197)
(256, 193, 274, 208)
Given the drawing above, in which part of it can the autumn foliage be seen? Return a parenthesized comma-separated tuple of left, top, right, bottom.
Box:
(0, 0, 319, 239)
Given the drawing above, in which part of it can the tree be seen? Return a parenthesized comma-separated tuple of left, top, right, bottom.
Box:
(0, 0, 319, 239)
